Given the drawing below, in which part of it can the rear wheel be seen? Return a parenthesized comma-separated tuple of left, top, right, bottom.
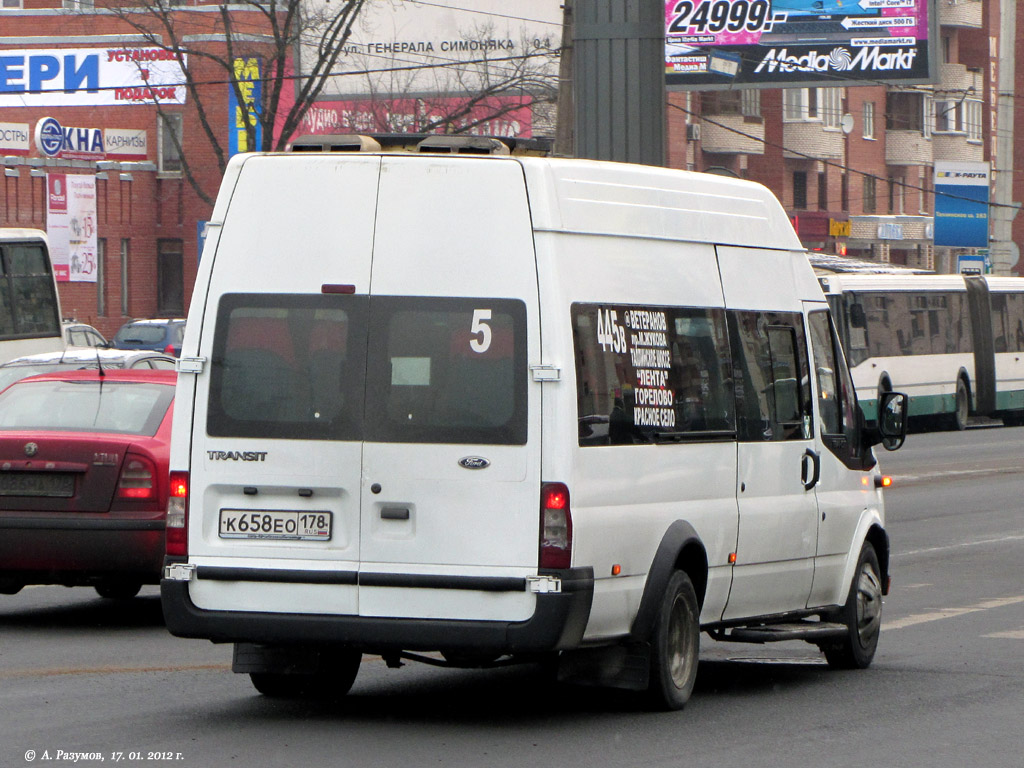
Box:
(951, 378, 969, 431)
(647, 570, 700, 710)
(822, 543, 882, 670)
(249, 650, 361, 700)
(95, 582, 142, 600)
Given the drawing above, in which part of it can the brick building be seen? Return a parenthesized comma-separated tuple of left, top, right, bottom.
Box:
(668, 0, 1021, 277)
(1, 1, 277, 338)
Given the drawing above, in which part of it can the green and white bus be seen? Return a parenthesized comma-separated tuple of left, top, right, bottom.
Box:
(820, 272, 1024, 429)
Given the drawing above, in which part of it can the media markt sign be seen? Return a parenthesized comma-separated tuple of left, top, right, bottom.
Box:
(34, 116, 104, 160)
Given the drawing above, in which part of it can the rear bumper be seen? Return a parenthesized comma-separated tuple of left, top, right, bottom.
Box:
(0, 517, 165, 585)
(161, 566, 594, 655)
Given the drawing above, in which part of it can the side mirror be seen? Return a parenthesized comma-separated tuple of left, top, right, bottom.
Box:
(849, 303, 867, 329)
(877, 391, 908, 451)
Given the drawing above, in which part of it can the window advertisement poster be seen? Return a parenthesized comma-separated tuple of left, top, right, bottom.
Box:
(0, 47, 187, 107)
(665, 0, 936, 89)
(46, 174, 98, 283)
(933, 162, 990, 248)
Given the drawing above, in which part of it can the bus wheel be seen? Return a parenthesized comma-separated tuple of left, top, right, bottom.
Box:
(952, 379, 969, 431)
(821, 543, 882, 670)
(646, 570, 700, 711)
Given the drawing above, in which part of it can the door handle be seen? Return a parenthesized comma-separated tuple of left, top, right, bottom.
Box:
(801, 448, 820, 491)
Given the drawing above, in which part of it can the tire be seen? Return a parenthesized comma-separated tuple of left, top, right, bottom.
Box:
(822, 543, 882, 670)
(250, 650, 361, 700)
(951, 378, 969, 431)
(646, 570, 700, 711)
(95, 582, 142, 600)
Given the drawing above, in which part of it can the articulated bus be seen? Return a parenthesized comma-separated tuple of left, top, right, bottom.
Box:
(0, 229, 64, 365)
(819, 272, 1024, 429)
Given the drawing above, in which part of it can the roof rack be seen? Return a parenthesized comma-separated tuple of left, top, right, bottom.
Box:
(287, 133, 553, 156)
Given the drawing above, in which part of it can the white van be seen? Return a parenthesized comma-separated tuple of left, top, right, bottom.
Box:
(161, 148, 908, 710)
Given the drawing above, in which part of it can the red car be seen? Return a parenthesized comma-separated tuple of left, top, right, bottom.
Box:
(0, 369, 175, 599)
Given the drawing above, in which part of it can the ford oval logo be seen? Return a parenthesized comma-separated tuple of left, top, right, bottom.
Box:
(458, 456, 490, 470)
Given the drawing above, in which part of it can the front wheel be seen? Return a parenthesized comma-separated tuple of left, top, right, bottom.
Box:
(647, 570, 700, 710)
(822, 543, 882, 670)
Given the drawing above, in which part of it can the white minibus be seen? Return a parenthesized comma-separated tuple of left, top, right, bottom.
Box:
(162, 146, 907, 710)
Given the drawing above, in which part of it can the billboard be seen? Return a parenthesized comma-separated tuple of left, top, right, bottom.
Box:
(933, 162, 990, 249)
(665, 0, 937, 89)
(0, 47, 187, 107)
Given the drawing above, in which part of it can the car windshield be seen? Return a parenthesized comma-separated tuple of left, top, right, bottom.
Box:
(0, 379, 173, 435)
(115, 325, 167, 344)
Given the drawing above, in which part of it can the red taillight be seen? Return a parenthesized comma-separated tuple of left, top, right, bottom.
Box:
(166, 470, 189, 557)
(164, 343, 175, 355)
(540, 482, 572, 569)
(117, 455, 157, 500)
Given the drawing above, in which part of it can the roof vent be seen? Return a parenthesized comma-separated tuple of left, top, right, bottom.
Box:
(289, 134, 382, 153)
(415, 136, 510, 155)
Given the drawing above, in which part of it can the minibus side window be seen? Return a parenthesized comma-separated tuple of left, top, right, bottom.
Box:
(809, 309, 867, 467)
(728, 310, 813, 442)
(572, 303, 734, 446)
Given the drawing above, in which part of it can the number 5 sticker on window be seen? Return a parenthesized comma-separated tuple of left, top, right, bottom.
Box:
(470, 309, 492, 354)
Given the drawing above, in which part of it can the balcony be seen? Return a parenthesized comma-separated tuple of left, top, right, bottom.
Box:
(885, 130, 933, 165)
(940, 0, 982, 29)
(699, 115, 765, 155)
(782, 123, 844, 161)
(932, 133, 983, 163)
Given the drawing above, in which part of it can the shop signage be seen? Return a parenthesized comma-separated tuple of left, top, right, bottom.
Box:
(0, 121, 30, 155)
(105, 128, 148, 160)
(34, 116, 105, 160)
(0, 47, 187, 107)
(934, 161, 990, 248)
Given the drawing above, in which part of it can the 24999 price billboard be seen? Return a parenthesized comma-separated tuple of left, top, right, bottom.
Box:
(665, 0, 936, 89)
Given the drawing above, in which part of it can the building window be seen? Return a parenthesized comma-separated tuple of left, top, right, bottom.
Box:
(158, 113, 184, 175)
(841, 172, 849, 211)
(863, 176, 876, 214)
(919, 168, 930, 214)
(157, 239, 184, 316)
(888, 177, 904, 215)
(965, 100, 982, 141)
(818, 170, 828, 210)
(885, 91, 926, 132)
(702, 90, 762, 122)
(62, 0, 95, 8)
(863, 102, 875, 139)
(784, 88, 819, 121)
(120, 238, 130, 316)
(933, 99, 963, 133)
(793, 171, 808, 210)
(1, 0, 24, 8)
(821, 88, 842, 129)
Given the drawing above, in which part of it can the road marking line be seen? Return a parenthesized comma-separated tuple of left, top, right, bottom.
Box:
(896, 534, 1024, 557)
(884, 596, 1024, 631)
(981, 629, 1024, 639)
(0, 663, 230, 679)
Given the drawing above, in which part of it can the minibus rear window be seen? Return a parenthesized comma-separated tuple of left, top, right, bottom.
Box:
(207, 293, 368, 440)
(364, 297, 528, 445)
(206, 294, 527, 445)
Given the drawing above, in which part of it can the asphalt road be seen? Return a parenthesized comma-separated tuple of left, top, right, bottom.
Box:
(1, 426, 1022, 768)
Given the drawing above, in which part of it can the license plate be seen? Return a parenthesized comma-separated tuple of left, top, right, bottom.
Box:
(218, 509, 332, 541)
(0, 472, 74, 498)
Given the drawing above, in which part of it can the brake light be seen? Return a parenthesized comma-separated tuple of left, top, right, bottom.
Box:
(117, 455, 157, 500)
(539, 482, 572, 569)
(164, 343, 175, 355)
(166, 470, 189, 557)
